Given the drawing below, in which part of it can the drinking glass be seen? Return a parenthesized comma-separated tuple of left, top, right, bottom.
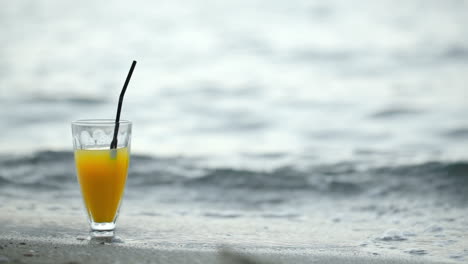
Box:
(71, 119, 131, 238)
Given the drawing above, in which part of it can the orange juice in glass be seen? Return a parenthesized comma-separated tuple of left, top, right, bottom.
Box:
(72, 119, 131, 238)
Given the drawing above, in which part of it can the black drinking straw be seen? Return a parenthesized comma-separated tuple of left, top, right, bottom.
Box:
(110, 60, 137, 149)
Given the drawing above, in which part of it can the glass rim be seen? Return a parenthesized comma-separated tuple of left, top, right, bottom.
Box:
(72, 119, 131, 126)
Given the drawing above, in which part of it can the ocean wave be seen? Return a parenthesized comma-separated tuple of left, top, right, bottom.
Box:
(0, 151, 75, 189)
(0, 151, 467, 201)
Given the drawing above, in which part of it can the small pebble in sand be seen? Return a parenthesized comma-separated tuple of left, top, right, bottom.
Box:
(378, 229, 408, 241)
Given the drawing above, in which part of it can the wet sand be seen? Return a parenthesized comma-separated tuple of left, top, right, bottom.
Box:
(0, 212, 456, 264)
(0, 238, 452, 264)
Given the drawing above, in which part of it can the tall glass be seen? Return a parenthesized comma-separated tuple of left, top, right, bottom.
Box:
(71, 119, 131, 238)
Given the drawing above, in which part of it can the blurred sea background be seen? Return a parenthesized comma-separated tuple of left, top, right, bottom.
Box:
(1, 0, 467, 262)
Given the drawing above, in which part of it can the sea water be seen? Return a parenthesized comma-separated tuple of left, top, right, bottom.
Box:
(0, 0, 467, 262)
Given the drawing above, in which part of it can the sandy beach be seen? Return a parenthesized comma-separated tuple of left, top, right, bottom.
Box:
(0, 211, 460, 264)
(0, 238, 452, 264)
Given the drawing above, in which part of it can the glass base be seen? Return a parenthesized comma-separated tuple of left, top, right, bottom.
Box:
(88, 234, 123, 244)
(90, 222, 115, 238)
(91, 230, 115, 238)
